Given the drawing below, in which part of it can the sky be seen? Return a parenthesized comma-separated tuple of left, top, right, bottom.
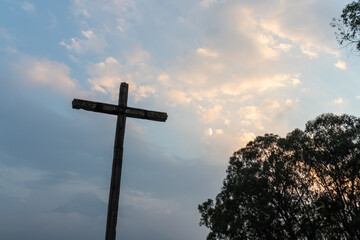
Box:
(1, 0, 360, 239)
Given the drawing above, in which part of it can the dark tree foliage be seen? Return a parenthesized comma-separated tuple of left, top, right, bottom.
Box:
(331, 1, 360, 54)
(199, 114, 360, 240)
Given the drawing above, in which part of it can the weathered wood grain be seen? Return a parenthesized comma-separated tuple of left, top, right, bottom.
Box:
(72, 99, 168, 122)
(105, 82, 128, 240)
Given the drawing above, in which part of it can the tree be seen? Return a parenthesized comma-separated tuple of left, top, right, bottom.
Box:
(199, 114, 360, 239)
(331, 1, 360, 54)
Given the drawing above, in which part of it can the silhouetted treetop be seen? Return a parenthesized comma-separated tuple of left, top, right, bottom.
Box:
(199, 113, 360, 240)
(331, 1, 360, 54)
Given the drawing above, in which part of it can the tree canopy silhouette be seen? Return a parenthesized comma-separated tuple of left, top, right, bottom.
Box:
(199, 113, 360, 240)
(331, 0, 360, 54)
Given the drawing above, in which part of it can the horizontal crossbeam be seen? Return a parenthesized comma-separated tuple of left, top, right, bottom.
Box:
(72, 98, 167, 122)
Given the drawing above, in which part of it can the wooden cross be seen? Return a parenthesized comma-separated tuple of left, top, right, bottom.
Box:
(72, 82, 167, 240)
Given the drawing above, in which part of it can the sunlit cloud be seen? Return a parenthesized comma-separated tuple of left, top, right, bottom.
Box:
(334, 60, 347, 70)
(221, 74, 301, 96)
(125, 46, 150, 65)
(215, 129, 224, 135)
(205, 128, 213, 136)
(196, 48, 218, 57)
(164, 90, 192, 106)
(257, 1, 340, 58)
(157, 73, 171, 86)
(276, 43, 293, 52)
(189, 88, 218, 101)
(285, 99, 293, 106)
(254, 33, 279, 59)
(300, 45, 319, 58)
(238, 105, 266, 130)
(236, 98, 296, 132)
(13, 56, 79, 96)
(198, 105, 223, 123)
(87, 56, 159, 101)
(177, 72, 209, 87)
(204, 128, 224, 137)
(334, 98, 344, 104)
(87, 57, 123, 96)
(134, 85, 156, 102)
(60, 30, 107, 54)
(238, 129, 256, 147)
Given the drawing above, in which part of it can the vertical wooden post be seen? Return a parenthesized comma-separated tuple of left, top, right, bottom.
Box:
(105, 83, 128, 240)
(72, 82, 167, 239)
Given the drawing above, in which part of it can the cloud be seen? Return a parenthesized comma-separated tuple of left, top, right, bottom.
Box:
(189, 88, 218, 101)
(122, 189, 174, 216)
(60, 30, 107, 54)
(256, 0, 340, 58)
(204, 128, 224, 137)
(12, 56, 79, 96)
(237, 98, 296, 131)
(87, 57, 124, 96)
(206, 5, 284, 61)
(0, 28, 17, 53)
(221, 74, 301, 96)
(285, 99, 293, 106)
(0, 165, 49, 200)
(0, 28, 13, 42)
(71, 0, 136, 24)
(157, 73, 170, 86)
(215, 129, 224, 135)
(198, 105, 223, 123)
(59, 1, 309, 147)
(164, 90, 192, 106)
(2, 1, 358, 239)
(238, 105, 267, 130)
(276, 43, 293, 52)
(197, 2, 339, 64)
(125, 46, 150, 65)
(62, 0, 311, 170)
(134, 85, 156, 102)
(238, 129, 256, 147)
(116, 17, 126, 31)
(54, 179, 108, 201)
(334, 60, 347, 70)
(1, 211, 106, 240)
(177, 72, 209, 87)
(196, 48, 218, 57)
(334, 98, 343, 104)
(200, 0, 219, 8)
(0, 165, 48, 183)
(87, 56, 159, 102)
(20, 1, 35, 11)
(47, 12, 58, 29)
